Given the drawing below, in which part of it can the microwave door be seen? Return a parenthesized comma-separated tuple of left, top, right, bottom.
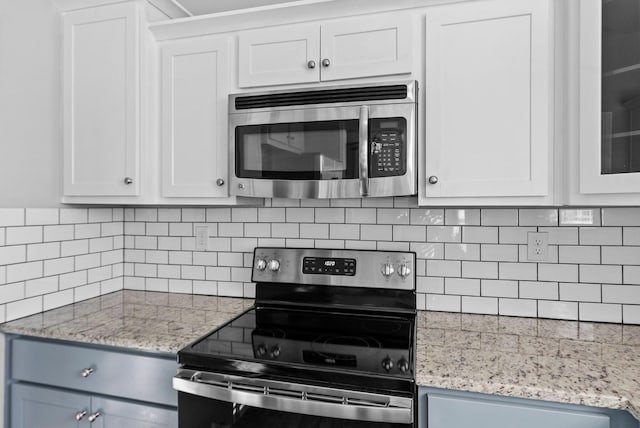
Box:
(358, 105, 370, 197)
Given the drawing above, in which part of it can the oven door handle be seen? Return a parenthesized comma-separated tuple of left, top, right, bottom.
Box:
(173, 370, 413, 424)
(358, 105, 370, 196)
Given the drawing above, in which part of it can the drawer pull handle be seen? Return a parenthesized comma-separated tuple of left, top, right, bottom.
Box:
(88, 411, 101, 423)
(75, 410, 87, 421)
(81, 367, 94, 377)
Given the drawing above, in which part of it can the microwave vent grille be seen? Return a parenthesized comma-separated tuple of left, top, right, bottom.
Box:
(234, 85, 408, 110)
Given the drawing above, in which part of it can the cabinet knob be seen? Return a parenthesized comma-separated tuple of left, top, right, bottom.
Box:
(75, 410, 87, 421)
(216, 178, 225, 186)
(307, 60, 316, 69)
(321, 58, 331, 67)
(88, 411, 101, 423)
(124, 177, 133, 185)
(428, 175, 438, 184)
(80, 367, 94, 378)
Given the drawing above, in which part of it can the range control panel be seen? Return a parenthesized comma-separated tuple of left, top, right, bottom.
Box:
(370, 117, 407, 178)
(302, 257, 356, 276)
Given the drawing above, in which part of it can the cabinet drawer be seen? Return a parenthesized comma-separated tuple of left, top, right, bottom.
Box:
(11, 338, 177, 407)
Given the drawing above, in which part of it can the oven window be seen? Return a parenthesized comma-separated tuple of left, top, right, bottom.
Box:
(235, 120, 359, 180)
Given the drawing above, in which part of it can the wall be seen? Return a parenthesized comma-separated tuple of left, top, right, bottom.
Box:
(0, 0, 61, 208)
(118, 199, 640, 324)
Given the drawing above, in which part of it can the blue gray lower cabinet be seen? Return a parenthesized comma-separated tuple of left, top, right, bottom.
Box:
(418, 387, 640, 428)
(6, 336, 178, 428)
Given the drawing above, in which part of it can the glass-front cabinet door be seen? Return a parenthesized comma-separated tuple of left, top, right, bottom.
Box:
(576, 0, 640, 202)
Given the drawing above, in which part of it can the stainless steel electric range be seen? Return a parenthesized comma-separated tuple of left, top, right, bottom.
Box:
(173, 247, 417, 427)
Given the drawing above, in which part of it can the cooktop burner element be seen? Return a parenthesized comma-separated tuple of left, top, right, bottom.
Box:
(174, 247, 417, 427)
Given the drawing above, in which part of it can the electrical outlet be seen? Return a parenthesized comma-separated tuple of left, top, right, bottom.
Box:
(527, 232, 549, 261)
(195, 226, 209, 251)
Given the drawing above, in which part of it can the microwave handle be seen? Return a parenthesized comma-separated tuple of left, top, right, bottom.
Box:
(358, 105, 370, 196)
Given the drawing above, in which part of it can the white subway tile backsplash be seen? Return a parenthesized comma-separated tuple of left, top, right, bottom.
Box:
(208, 238, 232, 252)
(463, 227, 498, 244)
(539, 227, 579, 245)
(445, 209, 480, 226)
(300, 224, 329, 240)
(624, 227, 640, 245)
(146, 223, 169, 236)
(135, 208, 158, 222)
(75, 253, 101, 271)
(172, 279, 194, 294)
(60, 208, 87, 225)
(43, 257, 74, 276)
(462, 261, 498, 279)
(444, 243, 480, 261)
(25, 276, 58, 297)
(27, 242, 60, 261)
(286, 208, 314, 223)
(88, 208, 113, 223)
(146, 250, 169, 265)
(345, 208, 376, 224)
(6, 296, 42, 321)
(426, 294, 461, 312)
(602, 284, 640, 304)
(519, 209, 558, 226)
(537, 263, 576, 283)
(417, 276, 444, 294)
(74, 283, 101, 302)
(7, 261, 43, 283)
(579, 227, 622, 246)
(207, 208, 231, 222)
(135, 263, 158, 278)
(124, 222, 145, 236)
(538, 300, 578, 320)
(580, 302, 622, 323)
(498, 262, 537, 281)
(286, 239, 316, 248)
(315, 208, 345, 223)
(0, 282, 25, 304)
(218, 252, 243, 267)
(44, 225, 74, 242)
(559, 282, 602, 303)
(580, 264, 622, 284)
(232, 208, 258, 223)
(519, 281, 558, 300)
(158, 265, 181, 279)
(394, 225, 425, 242)
(498, 227, 536, 244)
(0, 245, 26, 265)
(243, 223, 270, 238)
(258, 208, 285, 223)
(481, 244, 518, 262)
(623, 306, 640, 324)
(377, 209, 409, 225)
(602, 246, 640, 265)
(26, 208, 58, 225)
(602, 208, 640, 226)
(146, 278, 169, 292)
(624, 266, 640, 285)
(43, 289, 74, 311)
(316, 240, 346, 249)
(6, 226, 42, 245)
(410, 209, 444, 225)
(361, 198, 393, 208)
(462, 296, 498, 315)
(482, 209, 518, 226)
(134, 236, 157, 250)
(411, 242, 443, 259)
(158, 208, 181, 222)
(558, 246, 600, 264)
(330, 224, 360, 240)
(427, 260, 461, 277)
(445, 278, 480, 296)
(427, 226, 461, 243)
(499, 298, 537, 317)
(481, 279, 517, 298)
(232, 238, 258, 252)
(0, 228, 4, 246)
(0, 209, 24, 227)
(218, 281, 244, 297)
(559, 209, 601, 226)
(191, 252, 217, 267)
(271, 223, 299, 238)
(169, 223, 194, 237)
(345, 240, 377, 250)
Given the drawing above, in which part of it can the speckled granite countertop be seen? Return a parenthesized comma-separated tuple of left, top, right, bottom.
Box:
(1, 291, 639, 419)
(0, 291, 253, 354)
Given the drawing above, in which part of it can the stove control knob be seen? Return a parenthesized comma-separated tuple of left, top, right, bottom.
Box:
(268, 259, 280, 272)
(381, 263, 394, 277)
(269, 345, 281, 359)
(397, 263, 411, 278)
(397, 358, 410, 373)
(255, 259, 267, 271)
(382, 357, 394, 372)
(256, 344, 267, 357)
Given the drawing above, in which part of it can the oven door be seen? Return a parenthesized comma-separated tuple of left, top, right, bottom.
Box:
(229, 103, 416, 199)
(174, 369, 414, 428)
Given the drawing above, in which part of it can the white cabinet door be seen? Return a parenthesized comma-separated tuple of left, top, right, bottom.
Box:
(422, 0, 553, 204)
(238, 23, 320, 87)
(320, 14, 412, 82)
(238, 14, 413, 88)
(62, 3, 140, 197)
(160, 37, 230, 198)
(569, 0, 640, 204)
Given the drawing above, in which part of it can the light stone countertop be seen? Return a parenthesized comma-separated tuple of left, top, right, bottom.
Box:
(1, 291, 639, 420)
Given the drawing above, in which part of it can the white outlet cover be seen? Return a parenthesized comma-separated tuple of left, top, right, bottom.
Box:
(527, 231, 549, 261)
(195, 226, 209, 251)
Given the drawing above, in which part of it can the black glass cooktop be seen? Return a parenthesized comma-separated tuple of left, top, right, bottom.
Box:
(179, 306, 415, 381)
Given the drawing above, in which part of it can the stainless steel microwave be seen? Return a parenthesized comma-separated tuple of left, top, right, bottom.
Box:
(229, 80, 417, 199)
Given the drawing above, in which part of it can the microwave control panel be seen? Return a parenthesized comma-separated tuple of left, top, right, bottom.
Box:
(369, 118, 407, 177)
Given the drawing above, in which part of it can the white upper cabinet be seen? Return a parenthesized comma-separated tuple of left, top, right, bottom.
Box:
(567, 0, 640, 204)
(160, 36, 231, 199)
(238, 14, 412, 88)
(421, 0, 554, 205)
(62, 2, 141, 197)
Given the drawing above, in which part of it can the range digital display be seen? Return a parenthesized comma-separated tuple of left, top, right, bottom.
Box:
(302, 257, 356, 276)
